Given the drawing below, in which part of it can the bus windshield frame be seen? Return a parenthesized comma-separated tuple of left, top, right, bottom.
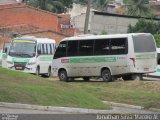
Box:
(8, 40, 37, 58)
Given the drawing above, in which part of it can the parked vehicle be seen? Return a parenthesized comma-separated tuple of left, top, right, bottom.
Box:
(6, 36, 56, 77)
(52, 33, 157, 82)
(147, 48, 160, 77)
(0, 48, 2, 66)
(1, 42, 11, 68)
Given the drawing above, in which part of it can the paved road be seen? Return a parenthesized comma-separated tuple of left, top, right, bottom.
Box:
(0, 106, 159, 114)
(0, 106, 159, 120)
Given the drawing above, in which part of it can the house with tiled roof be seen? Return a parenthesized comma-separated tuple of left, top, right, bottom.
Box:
(0, 2, 74, 47)
(150, 1, 160, 16)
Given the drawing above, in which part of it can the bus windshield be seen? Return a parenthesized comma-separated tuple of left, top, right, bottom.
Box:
(9, 41, 36, 58)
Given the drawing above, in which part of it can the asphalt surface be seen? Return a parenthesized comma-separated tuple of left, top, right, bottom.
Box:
(0, 106, 159, 114)
(0, 106, 159, 120)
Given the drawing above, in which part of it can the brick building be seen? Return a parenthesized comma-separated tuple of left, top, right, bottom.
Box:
(150, 1, 160, 16)
(0, 2, 73, 47)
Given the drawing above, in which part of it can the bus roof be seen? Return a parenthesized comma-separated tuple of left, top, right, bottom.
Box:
(61, 33, 152, 41)
(14, 36, 56, 44)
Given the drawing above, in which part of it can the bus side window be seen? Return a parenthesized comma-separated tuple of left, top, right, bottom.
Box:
(158, 53, 160, 65)
(67, 41, 78, 57)
(110, 38, 127, 55)
(42, 44, 45, 54)
(37, 44, 41, 54)
(94, 39, 109, 55)
(79, 40, 94, 56)
(54, 41, 67, 59)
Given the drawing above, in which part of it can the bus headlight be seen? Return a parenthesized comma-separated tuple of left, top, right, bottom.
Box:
(7, 61, 14, 64)
(27, 62, 36, 65)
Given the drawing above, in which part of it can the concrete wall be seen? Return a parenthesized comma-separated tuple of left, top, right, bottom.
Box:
(72, 11, 160, 35)
(91, 13, 138, 34)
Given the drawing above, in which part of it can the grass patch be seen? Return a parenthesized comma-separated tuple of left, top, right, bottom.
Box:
(68, 80, 160, 109)
(0, 68, 110, 109)
(1, 67, 160, 110)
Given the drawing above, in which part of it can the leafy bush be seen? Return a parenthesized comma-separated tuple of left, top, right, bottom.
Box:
(128, 19, 160, 34)
(154, 34, 160, 48)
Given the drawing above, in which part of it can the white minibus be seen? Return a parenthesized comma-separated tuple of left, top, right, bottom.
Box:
(52, 33, 157, 82)
(147, 48, 160, 77)
(1, 42, 11, 68)
(6, 36, 56, 77)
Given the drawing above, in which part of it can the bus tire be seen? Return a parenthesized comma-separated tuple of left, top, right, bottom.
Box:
(36, 66, 40, 76)
(101, 69, 112, 82)
(58, 70, 68, 82)
(83, 77, 90, 81)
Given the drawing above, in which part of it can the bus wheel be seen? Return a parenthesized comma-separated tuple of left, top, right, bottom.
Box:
(46, 67, 51, 78)
(36, 66, 40, 76)
(101, 69, 112, 82)
(58, 70, 68, 82)
(83, 77, 90, 81)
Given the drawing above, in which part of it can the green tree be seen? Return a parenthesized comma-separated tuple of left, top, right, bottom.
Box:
(127, 19, 160, 34)
(154, 34, 160, 48)
(73, 0, 110, 11)
(123, 0, 151, 17)
(26, 0, 73, 13)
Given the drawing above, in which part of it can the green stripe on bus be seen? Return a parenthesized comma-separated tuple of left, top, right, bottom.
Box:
(2, 53, 7, 60)
(156, 68, 160, 72)
(70, 57, 116, 63)
(39, 56, 52, 61)
(12, 58, 30, 63)
(136, 54, 156, 60)
(14, 40, 35, 43)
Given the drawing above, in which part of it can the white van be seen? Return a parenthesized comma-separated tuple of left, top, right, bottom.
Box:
(52, 33, 157, 82)
(6, 36, 56, 77)
(147, 48, 160, 77)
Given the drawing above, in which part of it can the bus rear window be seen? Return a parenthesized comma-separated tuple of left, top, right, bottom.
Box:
(133, 34, 156, 53)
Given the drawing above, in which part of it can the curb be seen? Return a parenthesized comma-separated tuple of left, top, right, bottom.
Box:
(149, 108, 160, 112)
(0, 102, 115, 114)
(1, 102, 160, 113)
(103, 101, 144, 109)
(103, 101, 160, 112)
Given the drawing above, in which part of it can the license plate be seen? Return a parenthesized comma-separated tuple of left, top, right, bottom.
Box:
(15, 67, 23, 70)
(144, 68, 149, 71)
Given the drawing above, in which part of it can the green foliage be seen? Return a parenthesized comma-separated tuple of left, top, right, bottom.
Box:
(123, 0, 151, 17)
(101, 30, 107, 35)
(127, 19, 160, 47)
(154, 34, 160, 48)
(27, 0, 73, 13)
(71, 81, 160, 109)
(73, 0, 87, 5)
(73, 0, 109, 11)
(0, 67, 110, 109)
(127, 19, 160, 34)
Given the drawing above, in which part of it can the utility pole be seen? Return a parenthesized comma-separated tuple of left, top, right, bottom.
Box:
(84, 0, 92, 34)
